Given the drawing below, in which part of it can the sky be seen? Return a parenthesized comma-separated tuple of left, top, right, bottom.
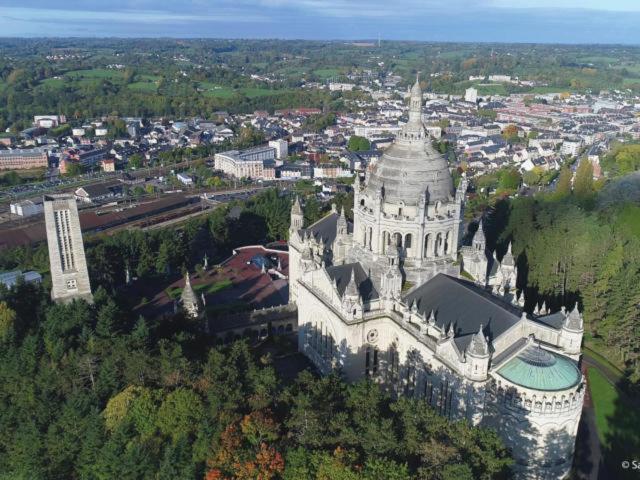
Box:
(1, 0, 640, 44)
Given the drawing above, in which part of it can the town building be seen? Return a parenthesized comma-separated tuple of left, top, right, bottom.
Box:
(465, 87, 478, 103)
(288, 79, 584, 480)
(214, 145, 277, 179)
(0, 148, 48, 170)
(0, 270, 42, 289)
(44, 194, 93, 304)
(10, 198, 44, 217)
(268, 139, 288, 160)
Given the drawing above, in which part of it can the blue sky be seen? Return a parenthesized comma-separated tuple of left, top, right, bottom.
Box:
(1, 0, 639, 43)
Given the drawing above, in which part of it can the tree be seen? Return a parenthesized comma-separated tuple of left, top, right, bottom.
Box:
(502, 124, 519, 142)
(128, 153, 144, 169)
(103, 385, 146, 431)
(348, 135, 371, 152)
(156, 388, 205, 441)
(574, 158, 594, 206)
(0, 301, 16, 342)
(554, 166, 572, 199)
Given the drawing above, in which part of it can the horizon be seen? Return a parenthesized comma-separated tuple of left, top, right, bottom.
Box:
(1, 36, 639, 47)
(2, 1, 640, 44)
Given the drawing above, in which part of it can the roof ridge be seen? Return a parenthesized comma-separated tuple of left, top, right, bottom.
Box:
(443, 275, 522, 320)
(306, 211, 338, 230)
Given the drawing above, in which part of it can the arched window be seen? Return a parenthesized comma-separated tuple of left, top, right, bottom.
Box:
(405, 233, 412, 249)
(365, 345, 379, 377)
(360, 199, 365, 206)
(368, 227, 373, 251)
(444, 231, 451, 255)
(424, 234, 431, 258)
(394, 232, 402, 248)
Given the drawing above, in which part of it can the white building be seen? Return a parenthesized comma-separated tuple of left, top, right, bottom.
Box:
(268, 139, 288, 160)
(465, 87, 478, 103)
(10, 199, 43, 217)
(489, 75, 512, 83)
(329, 83, 355, 92)
(214, 145, 276, 180)
(177, 173, 194, 185)
(288, 79, 584, 480)
(44, 194, 93, 304)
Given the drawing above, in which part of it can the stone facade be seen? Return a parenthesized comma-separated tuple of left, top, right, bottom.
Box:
(289, 78, 584, 480)
(44, 194, 93, 303)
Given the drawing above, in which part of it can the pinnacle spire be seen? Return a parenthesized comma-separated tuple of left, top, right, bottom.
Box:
(467, 323, 489, 357)
(564, 302, 583, 331)
(292, 195, 302, 214)
(344, 268, 359, 298)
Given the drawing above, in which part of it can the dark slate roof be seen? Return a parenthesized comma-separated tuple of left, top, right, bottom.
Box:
(326, 262, 378, 301)
(403, 274, 523, 352)
(533, 312, 565, 330)
(299, 212, 352, 245)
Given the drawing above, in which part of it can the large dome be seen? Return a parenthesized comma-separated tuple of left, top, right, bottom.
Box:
(367, 139, 453, 205)
(497, 345, 581, 392)
(365, 78, 454, 205)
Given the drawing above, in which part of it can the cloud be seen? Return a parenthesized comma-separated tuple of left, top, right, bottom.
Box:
(0, 0, 639, 42)
(0, 6, 267, 24)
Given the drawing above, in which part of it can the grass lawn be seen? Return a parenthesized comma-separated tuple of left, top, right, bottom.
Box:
(587, 368, 617, 448)
(313, 68, 342, 79)
(166, 278, 233, 299)
(127, 81, 158, 93)
(197, 82, 287, 99)
(587, 367, 640, 477)
(474, 83, 508, 95)
(197, 82, 236, 98)
(66, 68, 123, 80)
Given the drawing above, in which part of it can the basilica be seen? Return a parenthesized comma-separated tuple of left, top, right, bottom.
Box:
(289, 78, 585, 480)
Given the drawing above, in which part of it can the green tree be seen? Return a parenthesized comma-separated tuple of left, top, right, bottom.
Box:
(574, 158, 594, 206)
(348, 135, 371, 152)
(554, 166, 572, 200)
(157, 388, 205, 441)
(0, 301, 16, 342)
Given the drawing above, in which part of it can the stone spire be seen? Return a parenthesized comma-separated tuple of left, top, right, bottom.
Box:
(408, 74, 422, 122)
(428, 310, 436, 326)
(336, 205, 348, 236)
(467, 324, 490, 357)
(344, 269, 359, 300)
(473, 219, 486, 251)
(290, 195, 304, 232)
(181, 272, 200, 319)
(502, 242, 515, 266)
(563, 302, 583, 331)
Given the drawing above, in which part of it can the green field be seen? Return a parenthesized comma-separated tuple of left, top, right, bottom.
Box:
(587, 367, 640, 477)
(66, 68, 123, 80)
(313, 68, 342, 79)
(166, 279, 233, 299)
(197, 82, 284, 98)
(127, 81, 158, 93)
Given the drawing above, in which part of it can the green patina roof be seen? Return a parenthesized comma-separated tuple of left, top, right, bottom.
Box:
(497, 345, 581, 392)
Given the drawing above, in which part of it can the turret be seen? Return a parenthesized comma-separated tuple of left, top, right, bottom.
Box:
(473, 219, 486, 252)
(180, 272, 201, 319)
(380, 248, 402, 304)
(560, 302, 583, 356)
(466, 323, 491, 380)
(290, 196, 304, 233)
(342, 269, 363, 319)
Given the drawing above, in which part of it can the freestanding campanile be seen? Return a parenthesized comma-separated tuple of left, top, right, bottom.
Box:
(44, 194, 93, 303)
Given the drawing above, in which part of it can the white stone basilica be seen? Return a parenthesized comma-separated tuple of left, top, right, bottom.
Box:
(289, 78, 585, 479)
